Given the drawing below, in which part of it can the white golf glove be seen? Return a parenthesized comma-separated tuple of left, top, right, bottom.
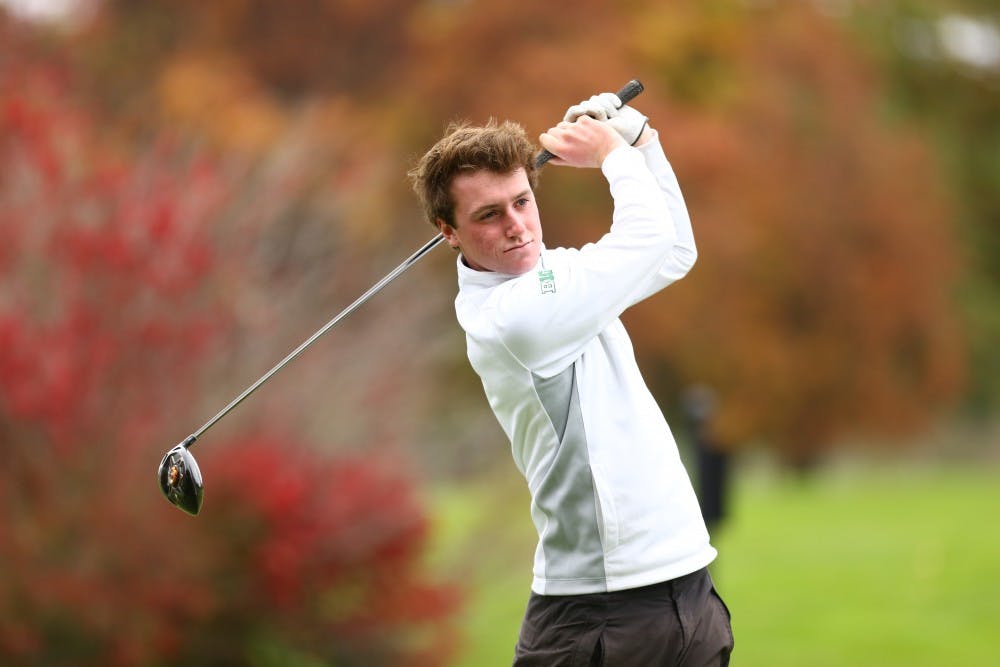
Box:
(563, 92, 648, 145)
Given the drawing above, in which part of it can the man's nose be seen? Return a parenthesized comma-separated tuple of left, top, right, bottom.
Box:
(505, 210, 527, 237)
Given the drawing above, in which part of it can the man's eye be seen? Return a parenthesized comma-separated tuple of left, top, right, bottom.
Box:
(480, 210, 497, 220)
(515, 198, 528, 207)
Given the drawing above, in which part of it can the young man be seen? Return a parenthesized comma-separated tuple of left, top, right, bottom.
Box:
(410, 93, 733, 666)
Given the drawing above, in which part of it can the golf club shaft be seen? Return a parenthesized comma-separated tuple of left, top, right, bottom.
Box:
(186, 232, 446, 445)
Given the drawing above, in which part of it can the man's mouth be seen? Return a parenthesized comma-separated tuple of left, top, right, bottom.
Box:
(505, 240, 532, 253)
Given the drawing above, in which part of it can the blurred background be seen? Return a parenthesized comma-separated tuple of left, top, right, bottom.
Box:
(1, 0, 997, 665)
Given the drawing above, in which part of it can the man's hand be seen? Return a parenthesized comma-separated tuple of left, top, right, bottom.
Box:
(564, 93, 649, 146)
(539, 115, 626, 169)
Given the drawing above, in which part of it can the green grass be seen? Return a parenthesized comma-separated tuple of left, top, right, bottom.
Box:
(427, 460, 1000, 666)
(712, 462, 1000, 666)
(426, 473, 536, 665)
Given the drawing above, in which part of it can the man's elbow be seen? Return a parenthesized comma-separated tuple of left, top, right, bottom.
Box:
(673, 246, 698, 279)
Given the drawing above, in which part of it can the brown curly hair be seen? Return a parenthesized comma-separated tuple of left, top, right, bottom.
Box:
(408, 119, 539, 228)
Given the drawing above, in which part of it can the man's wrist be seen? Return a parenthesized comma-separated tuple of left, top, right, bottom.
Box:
(600, 142, 637, 173)
(597, 133, 628, 163)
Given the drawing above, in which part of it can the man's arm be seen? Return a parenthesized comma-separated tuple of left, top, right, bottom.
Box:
(590, 99, 696, 301)
(480, 120, 677, 378)
(551, 95, 697, 301)
(626, 128, 697, 305)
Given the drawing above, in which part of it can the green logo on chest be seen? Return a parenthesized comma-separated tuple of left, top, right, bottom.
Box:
(538, 269, 556, 294)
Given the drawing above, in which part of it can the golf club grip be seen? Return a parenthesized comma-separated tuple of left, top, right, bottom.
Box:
(534, 78, 645, 169)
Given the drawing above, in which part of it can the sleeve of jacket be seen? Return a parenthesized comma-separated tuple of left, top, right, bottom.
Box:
(625, 131, 697, 306)
(483, 144, 678, 378)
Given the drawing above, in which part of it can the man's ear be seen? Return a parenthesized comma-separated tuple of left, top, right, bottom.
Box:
(436, 219, 460, 249)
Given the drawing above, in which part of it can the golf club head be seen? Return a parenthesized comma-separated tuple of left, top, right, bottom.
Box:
(158, 437, 203, 515)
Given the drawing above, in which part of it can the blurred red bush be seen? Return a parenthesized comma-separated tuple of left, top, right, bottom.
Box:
(0, 32, 457, 667)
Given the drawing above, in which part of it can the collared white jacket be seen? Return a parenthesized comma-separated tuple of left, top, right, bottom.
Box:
(452, 134, 716, 595)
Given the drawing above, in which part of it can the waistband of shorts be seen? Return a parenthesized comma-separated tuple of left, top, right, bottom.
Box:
(529, 567, 710, 603)
(609, 567, 709, 599)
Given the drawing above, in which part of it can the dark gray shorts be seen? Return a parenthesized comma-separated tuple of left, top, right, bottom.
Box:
(513, 568, 733, 667)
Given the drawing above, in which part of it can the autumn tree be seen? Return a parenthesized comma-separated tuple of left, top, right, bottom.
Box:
(53, 0, 970, 464)
(620, 2, 966, 461)
(0, 21, 457, 666)
(851, 0, 1000, 417)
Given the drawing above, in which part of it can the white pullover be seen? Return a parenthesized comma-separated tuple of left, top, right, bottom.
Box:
(453, 134, 716, 595)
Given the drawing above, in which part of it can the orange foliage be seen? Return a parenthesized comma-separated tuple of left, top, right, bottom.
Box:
(626, 4, 965, 458)
(57, 0, 966, 461)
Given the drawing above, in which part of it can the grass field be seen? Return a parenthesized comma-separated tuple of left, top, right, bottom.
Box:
(428, 458, 999, 666)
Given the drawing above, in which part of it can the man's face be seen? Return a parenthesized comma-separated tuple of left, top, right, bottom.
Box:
(438, 168, 542, 275)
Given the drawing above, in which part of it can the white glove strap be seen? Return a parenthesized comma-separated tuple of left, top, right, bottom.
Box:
(608, 105, 649, 146)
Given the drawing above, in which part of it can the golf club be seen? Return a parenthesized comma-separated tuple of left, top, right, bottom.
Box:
(157, 233, 444, 514)
(158, 78, 645, 515)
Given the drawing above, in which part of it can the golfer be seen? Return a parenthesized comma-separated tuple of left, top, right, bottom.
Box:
(410, 93, 733, 666)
